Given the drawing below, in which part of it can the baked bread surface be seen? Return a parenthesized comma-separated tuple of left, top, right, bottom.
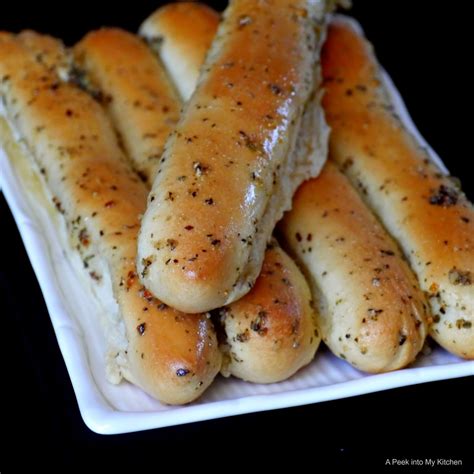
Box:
(0, 32, 221, 404)
(281, 162, 429, 371)
(138, 0, 331, 313)
(322, 19, 474, 358)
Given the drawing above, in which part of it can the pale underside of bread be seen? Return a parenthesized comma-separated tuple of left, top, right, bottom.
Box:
(0, 113, 130, 384)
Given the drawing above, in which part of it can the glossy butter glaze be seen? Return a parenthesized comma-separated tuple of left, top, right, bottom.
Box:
(138, 0, 330, 313)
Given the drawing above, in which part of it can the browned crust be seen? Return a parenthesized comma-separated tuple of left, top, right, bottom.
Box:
(17, 30, 71, 72)
(74, 28, 181, 184)
(280, 163, 429, 372)
(144, 2, 219, 56)
(138, 0, 329, 313)
(220, 242, 320, 382)
(0, 33, 221, 404)
(139, 2, 220, 100)
(322, 19, 474, 358)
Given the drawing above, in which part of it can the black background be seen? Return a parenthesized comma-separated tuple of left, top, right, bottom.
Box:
(1, 1, 472, 471)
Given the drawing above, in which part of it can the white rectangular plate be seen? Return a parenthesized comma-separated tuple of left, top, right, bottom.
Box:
(0, 15, 472, 434)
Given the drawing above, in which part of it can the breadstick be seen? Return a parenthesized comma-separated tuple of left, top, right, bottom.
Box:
(280, 163, 429, 371)
(140, 2, 220, 101)
(322, 18, 473, 358)
(137, 0, 332, 313)
(218, 240, 320, 382)
(74, 28, 181, 184)
(0, 32, 221, 404)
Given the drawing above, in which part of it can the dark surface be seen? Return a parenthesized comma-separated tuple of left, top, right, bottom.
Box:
(1, 0, 472, 470)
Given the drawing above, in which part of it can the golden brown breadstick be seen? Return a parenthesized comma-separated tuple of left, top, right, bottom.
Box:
(322, 18, 474, 358)
(0, 32, 221, 404)
(137, 0, 332, 313)
(74, 28, 181, 184)
(280, 163, 429, 371)
(219, 240, 320, 382)
(140, 2, 220, 101)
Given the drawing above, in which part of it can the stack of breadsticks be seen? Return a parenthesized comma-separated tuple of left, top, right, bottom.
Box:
(0, 1, 472, 405)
